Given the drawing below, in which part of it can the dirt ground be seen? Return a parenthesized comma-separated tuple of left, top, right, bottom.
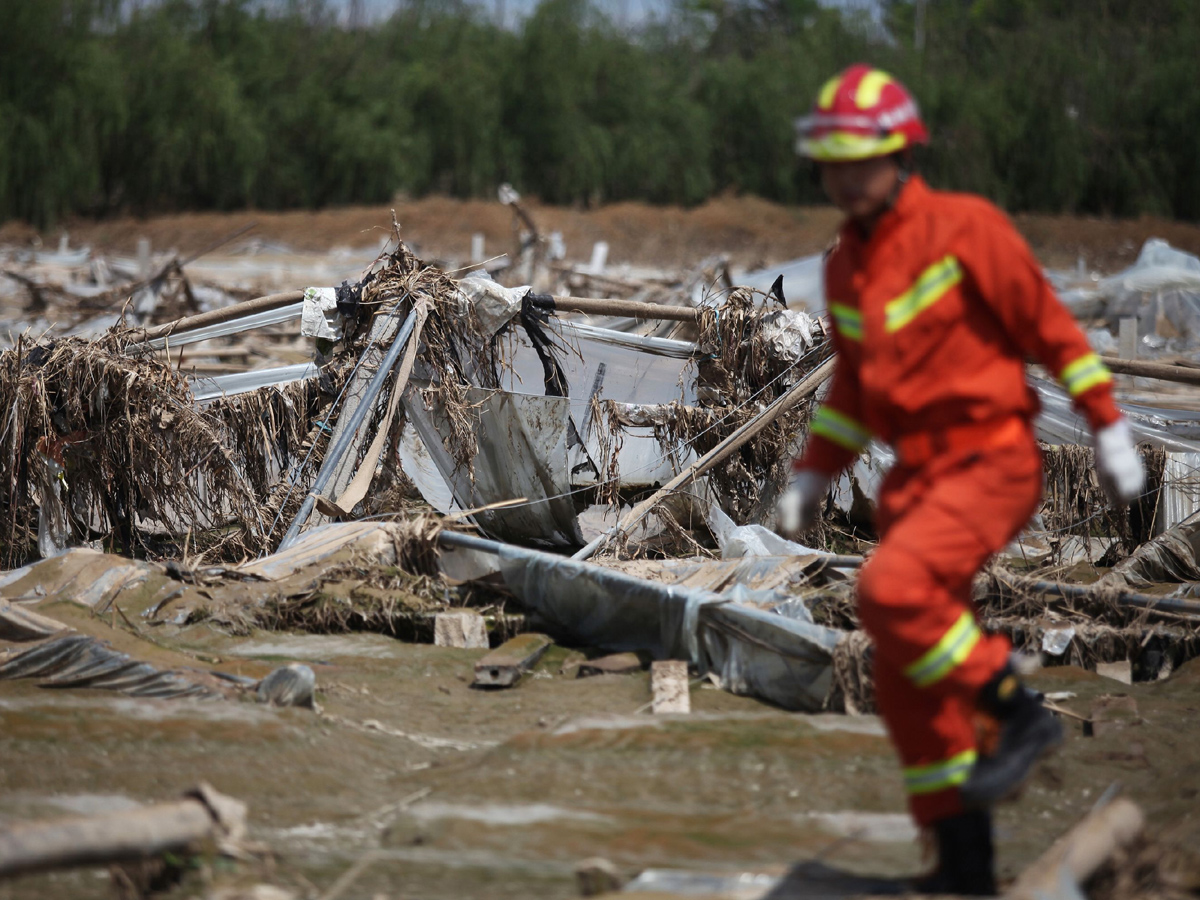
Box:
(1, 623, 1198, 900)
(8, 194, 1200, 274)
(1, 545, 1199, 900)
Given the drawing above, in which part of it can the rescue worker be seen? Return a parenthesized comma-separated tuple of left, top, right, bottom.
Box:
(778, 64, 1146, 895)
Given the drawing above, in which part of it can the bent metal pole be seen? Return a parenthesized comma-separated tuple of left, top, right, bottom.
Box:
(277, 306, 419, 550)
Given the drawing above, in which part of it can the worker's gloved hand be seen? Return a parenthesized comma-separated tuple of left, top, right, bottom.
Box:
(776, 469, 830, 536)
(1093, 418, 1145, 506)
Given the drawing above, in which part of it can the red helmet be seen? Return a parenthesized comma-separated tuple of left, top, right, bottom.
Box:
(796, 64, 929, 162)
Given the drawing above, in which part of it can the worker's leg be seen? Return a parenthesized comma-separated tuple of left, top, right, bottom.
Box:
(863, 442, 1043, 895)
(874, 653, 996, 895)
(857, 441, 1043, 701)
(873, 654, 977, 826)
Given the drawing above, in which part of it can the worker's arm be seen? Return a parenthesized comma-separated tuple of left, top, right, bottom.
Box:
(960, 205, 1120, 432)
(795, 336, 870, 478)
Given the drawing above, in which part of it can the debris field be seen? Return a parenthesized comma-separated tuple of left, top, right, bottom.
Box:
(3, 194, 1200, 900)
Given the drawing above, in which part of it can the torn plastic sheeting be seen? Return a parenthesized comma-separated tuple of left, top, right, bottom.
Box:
(832, 441, 893, 518)
(396, 421, 456, 515)
(469, 535, 840, 711)
(403, 386, 585, 546)
(707, 504, 827, 560)
(493, 323, 695, 489)
(1102, 519, 1200, 589)
(300, 287, 342, 340)
(190, 363, 317, 403)
(760, 308, 819, 363)
(699, 602, 836, 710)
(1096, 239, 1200, 353)
(456, 272, 527, 336)
(239, 521, 402, 581)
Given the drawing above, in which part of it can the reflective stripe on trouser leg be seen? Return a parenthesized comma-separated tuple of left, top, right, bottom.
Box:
(874, 654, 977, 827)
(903, 749, 978, 795)
(903, 610, 982, 688)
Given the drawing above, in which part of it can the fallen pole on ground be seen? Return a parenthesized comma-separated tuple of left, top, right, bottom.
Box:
(0, 784, 246, 879)
(573, 356, 835, 561)
(1013, 576, 1200, 619)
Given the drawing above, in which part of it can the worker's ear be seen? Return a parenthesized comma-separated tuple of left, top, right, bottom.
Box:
(894, 149, 917, 178)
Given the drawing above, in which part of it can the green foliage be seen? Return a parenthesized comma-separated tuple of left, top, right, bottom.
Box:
(2, 0, 1199, 226)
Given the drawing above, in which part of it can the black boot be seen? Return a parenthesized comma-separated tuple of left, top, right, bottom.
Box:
(959, 663, 1063, 808)
(913, 809, 997, 896)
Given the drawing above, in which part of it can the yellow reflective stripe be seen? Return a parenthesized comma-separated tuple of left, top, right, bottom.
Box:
(811, 406, 871, 453)
(855, 70, 893, 108)
(904, 749, 978, 795)
(903, 611, 981, 688)
(1059, 352, 1113, 397)
(884, 256, 963, 333)
(828, 303, 863, 342)
(817, 74, 843, 110)
(800, 130, 907, 162)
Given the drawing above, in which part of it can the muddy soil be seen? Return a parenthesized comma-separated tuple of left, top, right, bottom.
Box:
(2, 604, 1200, 900)
(9, 194, 1200, 275)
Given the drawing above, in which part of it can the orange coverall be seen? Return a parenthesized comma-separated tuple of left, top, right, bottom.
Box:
(797, 175, 1120, 825)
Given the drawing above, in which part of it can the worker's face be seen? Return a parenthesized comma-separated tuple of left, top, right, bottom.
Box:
(820, 156, 902, 222)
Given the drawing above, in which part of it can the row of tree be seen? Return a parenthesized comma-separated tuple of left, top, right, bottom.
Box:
(1, 0, 1197, 227)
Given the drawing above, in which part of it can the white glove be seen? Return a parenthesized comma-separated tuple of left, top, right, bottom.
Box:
(1094, 418, 1145, 506)
(777, 469, 830, 536)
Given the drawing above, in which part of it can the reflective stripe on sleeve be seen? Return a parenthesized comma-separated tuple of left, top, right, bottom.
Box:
(903, 749, 978, 795)
(1059, 352, 1113, 397)
(828, 303, 863, 342)
(903, 611, 982, 688)
(810, 406, 871, 454)
(884, 256, 963, 333)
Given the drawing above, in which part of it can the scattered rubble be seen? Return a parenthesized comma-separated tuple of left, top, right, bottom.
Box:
(5, 210, 1200, 898)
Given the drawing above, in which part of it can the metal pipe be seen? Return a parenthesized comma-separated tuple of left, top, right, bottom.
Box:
(133, 290, 305, 344)
(277, 308, 418, 550)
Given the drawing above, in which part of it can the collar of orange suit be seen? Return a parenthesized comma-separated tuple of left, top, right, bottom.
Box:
(840, 174, 931, 249)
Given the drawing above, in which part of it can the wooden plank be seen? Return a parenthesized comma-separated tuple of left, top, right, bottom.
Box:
(473, 633, 552, 687)
(1104, 356, 1200, 387)
(651, 660, 690, 714)
(1005, 798, 1144, 900)
(0, 785, 244, 879)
